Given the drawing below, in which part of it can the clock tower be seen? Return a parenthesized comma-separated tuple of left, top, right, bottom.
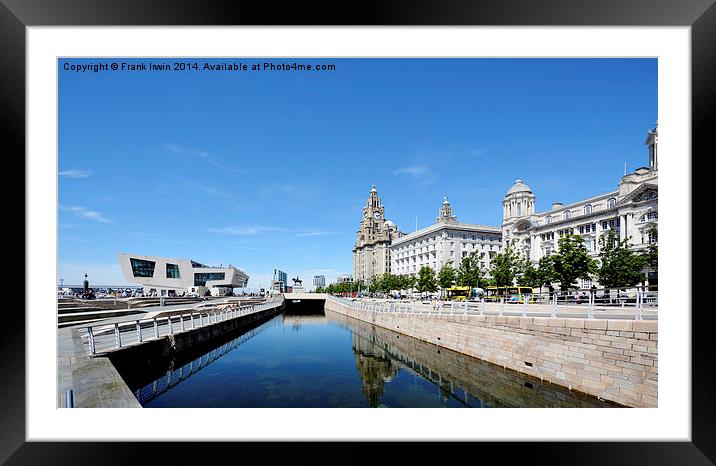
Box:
(352, 185, 402, 284)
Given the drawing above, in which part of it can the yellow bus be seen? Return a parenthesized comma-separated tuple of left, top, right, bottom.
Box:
(486, 286, 534, 303)
(446, 286, 471, 301)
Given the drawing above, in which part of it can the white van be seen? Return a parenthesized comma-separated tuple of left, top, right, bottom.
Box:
(210, 287, 233, 297)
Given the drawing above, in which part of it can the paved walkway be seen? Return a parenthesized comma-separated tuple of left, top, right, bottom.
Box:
(57, 297, 275, 408)
(57, 323, 142, 408)
(345, 298, 658, 320)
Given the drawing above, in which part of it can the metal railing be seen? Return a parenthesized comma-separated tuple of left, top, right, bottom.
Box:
(134, 317, 276, 405)
(83, 296, 284, 355)
(330, 287, 657, 321)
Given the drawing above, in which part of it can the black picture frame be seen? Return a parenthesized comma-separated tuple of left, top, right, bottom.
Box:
(4, 0, 714, 463)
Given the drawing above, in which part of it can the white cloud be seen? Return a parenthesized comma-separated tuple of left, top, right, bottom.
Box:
(394, 164, 436, 185)
(207, 226, 286, 236)
(163, 143, 244, 174)
(208, 226, 338, 237)
(59, 169, 93, 178)
(59, 205, 112, 224)
(295, 231, 337, 237)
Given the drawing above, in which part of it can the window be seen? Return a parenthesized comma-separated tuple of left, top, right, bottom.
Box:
(582, 279, 592, 289)
(607, 198, 616, 209)
(564, 210, 571, 220)
(642, 211, 658, 222)
(166, 263, 181, 279)
(194, 272, 226, 287)
(130, 258, 156, 278)
(584, 204, 593, 215)
(546, 216, 552, 224)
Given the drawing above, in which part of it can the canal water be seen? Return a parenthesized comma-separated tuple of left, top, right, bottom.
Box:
(115, 303, 621, 408)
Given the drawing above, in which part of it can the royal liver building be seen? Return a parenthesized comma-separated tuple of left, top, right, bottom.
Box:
(352, 185, 404, 283)
(501, 123, 659, 287)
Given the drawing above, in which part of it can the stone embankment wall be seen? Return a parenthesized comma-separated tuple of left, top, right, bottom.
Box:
(324, 298, 657, 407)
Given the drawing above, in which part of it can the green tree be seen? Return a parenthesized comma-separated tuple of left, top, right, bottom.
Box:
(402, 274, 417, 292)
(596, 229, 647, 288)
(437, 262, 456, 297)
(416, 266, 437, 298)
(517, 260, 542, 289)
(490, 243, 523, 287)
(376, 273, 399, 294)
(550, 233, 596, 291)
(456, 252, 485, 288)
(642, 223, 658, 273)
(536, 255, 557, 292)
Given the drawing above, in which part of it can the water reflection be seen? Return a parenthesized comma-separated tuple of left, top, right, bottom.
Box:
(329, 311, 620, 408)
(132, 317, 276, 406)
(120, 306, 621, 408)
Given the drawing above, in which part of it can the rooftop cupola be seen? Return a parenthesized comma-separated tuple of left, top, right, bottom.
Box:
(437, 196, 457, 223)
(503, 179, 535, 221)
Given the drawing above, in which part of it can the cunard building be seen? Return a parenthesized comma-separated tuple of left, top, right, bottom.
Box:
(390, 197, 502, 276)
(352, 185, 404, 282)
(501, 123, 659, 288)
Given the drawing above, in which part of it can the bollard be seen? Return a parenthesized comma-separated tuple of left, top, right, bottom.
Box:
(480, 299, 485, 316)
(499, 299, 504, 317)
(551, 294, 557, 318)
(136, 320, 142, 342)
(636, 290, 643, 321)
(588, 293, 594, 320)
(114, 323, 122, 348)
(65, 389, 74, 408)
(522, 296, 528, 317)
(464, 300, 468, 315)
(87, 326, 96, 354)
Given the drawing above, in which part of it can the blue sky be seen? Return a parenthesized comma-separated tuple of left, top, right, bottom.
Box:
(58, 58, 657, 289)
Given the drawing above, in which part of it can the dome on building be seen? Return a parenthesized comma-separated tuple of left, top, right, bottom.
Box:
(506, 179, 533, 196)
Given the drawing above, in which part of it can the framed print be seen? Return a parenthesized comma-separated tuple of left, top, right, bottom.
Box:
(4, 0, 715, 462)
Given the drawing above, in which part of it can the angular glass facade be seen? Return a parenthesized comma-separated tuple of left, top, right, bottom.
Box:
(166, 263, 181, 279)
(130, 258, 156, 277)
(194, 272, 226, 286)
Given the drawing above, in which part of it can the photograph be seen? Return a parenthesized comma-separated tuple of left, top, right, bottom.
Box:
(57, 57, 659, 409)
(5, 1, 712, 459)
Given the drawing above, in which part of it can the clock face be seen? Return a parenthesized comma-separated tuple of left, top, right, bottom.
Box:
(373, 212, 381, 220)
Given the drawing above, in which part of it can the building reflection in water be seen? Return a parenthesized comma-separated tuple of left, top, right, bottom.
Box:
(331, 310, 621, 408)
(352, 334, 400, 407)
